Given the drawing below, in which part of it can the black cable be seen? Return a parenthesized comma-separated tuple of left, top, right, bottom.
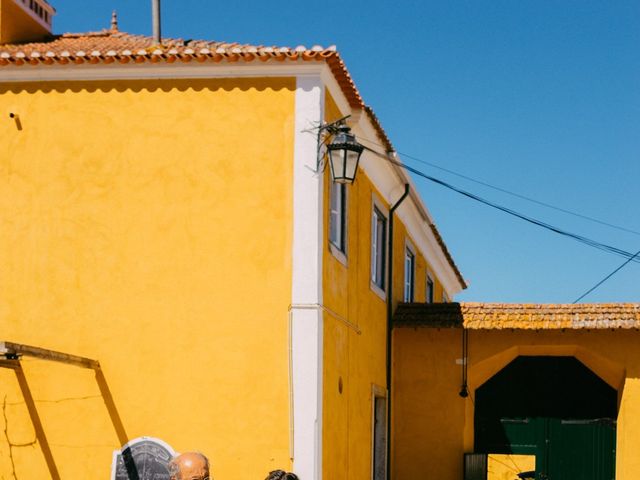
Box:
(572, 248, 640, 303)
(363, 145, 640, 264)
(356, 136, 640, 237)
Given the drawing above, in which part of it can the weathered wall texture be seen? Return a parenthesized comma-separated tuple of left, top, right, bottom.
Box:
(0, 78, 295, 479)
(393, 327, 640, 480)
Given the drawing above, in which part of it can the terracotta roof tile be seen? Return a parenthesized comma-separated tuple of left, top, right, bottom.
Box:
(0, 30, 334, 65)
(394, 302, 640, 330)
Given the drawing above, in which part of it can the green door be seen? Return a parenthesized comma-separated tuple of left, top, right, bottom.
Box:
(546, 418, 616, 480)
(492, 417, 616, 480)
(475, 356, 617, 480)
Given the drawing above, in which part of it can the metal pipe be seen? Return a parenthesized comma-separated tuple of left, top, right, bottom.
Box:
(151, 0, 162, 45)
(459, 328, 469, 397)
(385, 183, 410, 480)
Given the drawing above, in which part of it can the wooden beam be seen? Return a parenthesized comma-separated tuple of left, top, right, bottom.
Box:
(0, 359, 20, 369)
(0, 341, 99, 369)
(0, 342, 130, 451)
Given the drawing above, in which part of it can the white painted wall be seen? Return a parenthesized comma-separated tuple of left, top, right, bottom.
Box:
(290, 75, 325, 480)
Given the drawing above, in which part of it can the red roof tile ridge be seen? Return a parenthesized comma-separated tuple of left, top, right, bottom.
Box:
(61, 30, 114, 39)
(395, 301, 640, 330)
(459, 302, 640, 309)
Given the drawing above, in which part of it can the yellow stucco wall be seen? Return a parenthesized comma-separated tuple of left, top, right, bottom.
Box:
(0, 0, 50, 44)
(393, 327, 640, 480)
(321, 92, 448, 480)
(0, 78, 295, 479)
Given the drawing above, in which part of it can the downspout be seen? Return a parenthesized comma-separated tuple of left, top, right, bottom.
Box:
(151, 0, 162, 45)
(386, 183, 410, 480)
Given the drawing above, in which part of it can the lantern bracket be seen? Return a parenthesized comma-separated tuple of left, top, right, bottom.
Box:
(315, 115, 352, 173)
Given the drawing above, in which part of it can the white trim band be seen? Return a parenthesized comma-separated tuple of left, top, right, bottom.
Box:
(290, 75, 325, 480)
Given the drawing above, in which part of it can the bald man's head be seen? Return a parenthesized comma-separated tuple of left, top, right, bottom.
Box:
(168, 452, 210, 480)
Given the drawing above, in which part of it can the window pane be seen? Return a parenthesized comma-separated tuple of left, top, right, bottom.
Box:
(373, 396, 387, 480)
(372, 207, 386, 289)
(330, 182, 346, 252)
(376, 215, 386, 287)
(338, 184, 346, 251)
(427, 276, 434, 304)
(404, 250, 415, 302)
(330, 183, 338, 245)
(371, 211, 378, 282)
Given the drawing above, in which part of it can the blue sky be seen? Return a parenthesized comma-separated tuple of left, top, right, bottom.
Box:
(52, 1, 640, 303)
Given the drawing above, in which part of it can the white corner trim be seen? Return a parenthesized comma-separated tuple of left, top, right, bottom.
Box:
(291, 75, 324, 480)
(0, 62, 325, 83)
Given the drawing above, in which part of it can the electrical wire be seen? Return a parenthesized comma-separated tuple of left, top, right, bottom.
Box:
(356, 136, 640, 237)
(572, 248, 640, 303)
(362, 145, 640, 264)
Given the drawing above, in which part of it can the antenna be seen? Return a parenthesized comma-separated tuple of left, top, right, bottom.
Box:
(152, 0, 162, 45)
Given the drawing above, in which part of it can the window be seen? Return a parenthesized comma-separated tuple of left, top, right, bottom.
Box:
(329, 181, 347, 254)
(426, 274, 434, 304)
(371, 206, 387, 290)
(403, 248, 415, 302)
(372, 387, 387, 480)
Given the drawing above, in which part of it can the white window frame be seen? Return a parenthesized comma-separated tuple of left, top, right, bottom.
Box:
(403, 241, 415, 303)
(329, 180, 348, 265)
(426, 272, 435, 304)
(370, 196, 388, 300)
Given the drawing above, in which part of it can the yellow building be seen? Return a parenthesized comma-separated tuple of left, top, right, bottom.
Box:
(393, 302, 640, 480)
(0, 2, 466, 478)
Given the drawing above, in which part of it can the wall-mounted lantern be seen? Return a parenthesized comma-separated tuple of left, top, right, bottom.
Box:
(326, 124, 364, 184)
(315, 116, 365, 185)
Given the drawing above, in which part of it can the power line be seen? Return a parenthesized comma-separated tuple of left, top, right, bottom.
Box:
(572, 248, 640, 303)
(356, 136, 640, 237)
(362, 145, 640, 264)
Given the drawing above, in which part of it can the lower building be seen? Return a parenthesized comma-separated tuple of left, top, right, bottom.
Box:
(393, 302, 640, 480)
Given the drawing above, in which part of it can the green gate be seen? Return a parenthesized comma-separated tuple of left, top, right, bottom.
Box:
(475, 356, 617, 480)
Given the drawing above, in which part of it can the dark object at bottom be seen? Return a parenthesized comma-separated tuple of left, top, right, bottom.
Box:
(113, 438, 173, 480)
(517, 471, 536, 480)
(463, 453, 487, 480)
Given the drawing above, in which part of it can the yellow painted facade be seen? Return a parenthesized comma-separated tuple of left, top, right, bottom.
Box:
(0, 78, 296, 478)
(393, 327, 640, 480)
(0, 0, 50, 44)
(0, 3, 465, 476)
(322, 93, 449, 480)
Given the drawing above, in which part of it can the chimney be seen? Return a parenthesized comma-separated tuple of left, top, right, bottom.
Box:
(0, 0, 55, 44)
(151, 0, 161, 45)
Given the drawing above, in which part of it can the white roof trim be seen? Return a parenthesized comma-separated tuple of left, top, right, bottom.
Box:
(0, 62, 324, 83)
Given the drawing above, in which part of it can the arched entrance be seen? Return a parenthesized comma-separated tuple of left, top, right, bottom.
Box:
(475, 356, 617, 480)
